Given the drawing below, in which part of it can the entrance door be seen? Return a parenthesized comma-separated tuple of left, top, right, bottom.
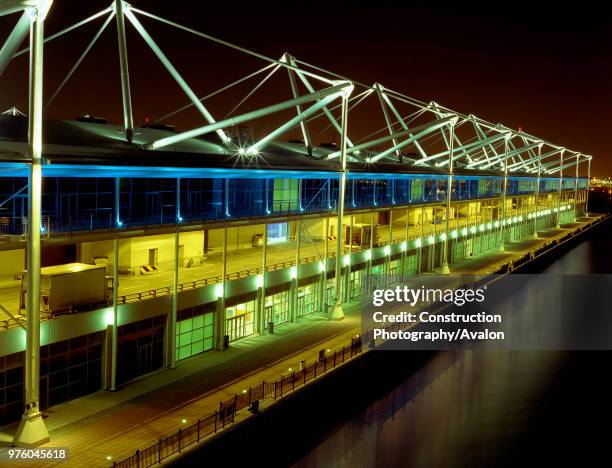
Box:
(148, 248, 158, 267)
(297, 294, 305, 318)
(465, 238, 473, 257)
(138, 342, 153, 375)
(264, 305, 273, 325)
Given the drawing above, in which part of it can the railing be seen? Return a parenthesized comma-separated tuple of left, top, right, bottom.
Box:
(111, 334, 365, 468)
(0, 205, 583, 330)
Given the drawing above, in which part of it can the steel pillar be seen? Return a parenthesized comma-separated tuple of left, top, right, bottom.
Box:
(441, 123, 455, 274)
(556, 151, 563, 228)
(574, 155, 579, 221)
(14, 0, 50, 447)
(331, 93, 350, 320)
(109, 178, 119, 389)
(215, 227, 228, 349)
(585, 158, 591, 216)
(290, 220, 300, 322)
(168, 178, 180, 368)
(258, 223, 268, 333)
(533, 145, 542, 238)
(114, 0, 134, 143)
(498, 137, 509, 252)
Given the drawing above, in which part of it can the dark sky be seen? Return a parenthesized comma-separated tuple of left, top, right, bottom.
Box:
(1, 2, 610, 175)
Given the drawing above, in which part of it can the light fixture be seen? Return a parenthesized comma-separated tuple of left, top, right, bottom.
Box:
(255, 275, 264, 288)
(290, 266, 298, 279)
(383, 245, 391, 256)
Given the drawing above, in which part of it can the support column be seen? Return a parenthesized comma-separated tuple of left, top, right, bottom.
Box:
(290, 220, 300, 322)
(109, 237, 119, 389)
(168, 178, 180, 368)
(401, 207, 408, 275)
(258, 224, 268, 333)
(114, 0, 134, 143)
(14, 1, 50, 447)
(369, 210, 375, 275)
(441, 122, 455, 274)
(585, 158, 591, 216)
(386, 210, 392, 282)
(556, 151, 563, 228)
(215, 227, 228, 349)
(574, 154, 579, 221)
(109, 176, 120, 388)
(498, 137, 509, 252)
(418, 206, 424, 274)
(346, 214, 353, 299)
(318, 217, 329, 313)
(533, 145, 542, 237)
(331, 92, 351, 321)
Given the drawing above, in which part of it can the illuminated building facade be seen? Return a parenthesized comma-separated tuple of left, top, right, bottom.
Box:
(0, 0, 594, 446)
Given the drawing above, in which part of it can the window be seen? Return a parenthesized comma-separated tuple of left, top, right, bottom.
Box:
(176, 304, 215, 361)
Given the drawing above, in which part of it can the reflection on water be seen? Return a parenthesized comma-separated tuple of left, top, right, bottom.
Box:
(294, 221, 612, 468)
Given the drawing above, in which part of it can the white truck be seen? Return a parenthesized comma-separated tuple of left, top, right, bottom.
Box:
(20, 263, 108, 316)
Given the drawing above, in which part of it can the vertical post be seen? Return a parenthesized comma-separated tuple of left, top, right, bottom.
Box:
(585, 157, 591, 216)
(344, 213, 355, 302)
(14, 0, 51, 447)
(418, 206, 424, 274)
(386, 210, 392, 282)
(110, 237, 119, 389)
(258, 224, 267, 333)
(331, 91, 351, 320)
(574, 154, 579, 220)
(290, 220, 300, 321)
(215, 227, 228, 349)
(169, 178, 180, 368)
(498, 136, 509, 252)
(109, 177, 120, 389)
(114, 0, 134, 143)
(556, 151, 563, 228)
(402, 207, 408, 274)
(533, 145, 542, 238)
(319, 217, 329, 312)
(441, 122, 455, 274)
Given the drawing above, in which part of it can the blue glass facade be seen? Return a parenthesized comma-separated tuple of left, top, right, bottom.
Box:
(0, 172, 587, 236)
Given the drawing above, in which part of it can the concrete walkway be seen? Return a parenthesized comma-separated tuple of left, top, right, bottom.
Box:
(0, 304, 363, 467)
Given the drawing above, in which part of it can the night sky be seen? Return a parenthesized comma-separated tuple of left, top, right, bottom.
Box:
(0, 2, 610, 175)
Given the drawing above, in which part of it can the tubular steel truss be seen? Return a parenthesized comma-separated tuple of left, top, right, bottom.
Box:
(0, 0, 593, 176)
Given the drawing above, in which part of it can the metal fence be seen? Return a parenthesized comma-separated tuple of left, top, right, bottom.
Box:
(111, 334, 366, 468)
